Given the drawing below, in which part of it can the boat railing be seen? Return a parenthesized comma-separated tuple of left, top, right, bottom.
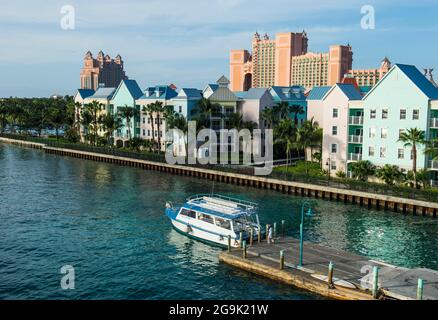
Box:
(187, 194, 259, 210)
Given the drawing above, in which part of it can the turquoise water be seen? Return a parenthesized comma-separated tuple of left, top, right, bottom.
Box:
(0, 144, 437, 300)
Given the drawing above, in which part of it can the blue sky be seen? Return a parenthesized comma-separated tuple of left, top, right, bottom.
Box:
(1, 0, 438, 97)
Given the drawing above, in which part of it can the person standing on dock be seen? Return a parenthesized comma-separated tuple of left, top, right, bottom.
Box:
(267, 225, 274, 244)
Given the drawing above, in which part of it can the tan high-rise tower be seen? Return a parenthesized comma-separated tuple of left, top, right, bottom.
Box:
(80, 51, 128, 90)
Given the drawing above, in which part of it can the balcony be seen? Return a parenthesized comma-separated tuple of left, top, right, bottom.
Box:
(348, 153, 362, 161)
(347, 171, 353, 179)
(349, 116, 364, 125)
(428, 160, 438, 170)
(348, 135, 363, 144)
(430, 180, 438, 187)
(430, 118, 438, 128)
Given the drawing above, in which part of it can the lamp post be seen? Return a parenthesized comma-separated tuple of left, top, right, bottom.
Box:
(299, 201, 313, 268)
(325, 158, 331, 185)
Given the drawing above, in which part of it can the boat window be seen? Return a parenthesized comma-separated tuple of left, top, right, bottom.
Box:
(197, 213, 214, 224)
(214, 217, 231, 230)
(232, 219, 248, 232)
(180, 208, 196, 219)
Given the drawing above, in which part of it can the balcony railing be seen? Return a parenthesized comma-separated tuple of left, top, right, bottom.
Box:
(430, 118, 438, 128)
(349, 116, 364, 125)
(430, 180, 438, 187)
(348, 153, 362, 161)
(348, 135, 363, 144)
(347, 171, 353, 178)
(428, 160, 438, 170)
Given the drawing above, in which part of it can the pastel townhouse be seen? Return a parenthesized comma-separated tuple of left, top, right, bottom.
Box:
(81, 86, 116, 140)
(137, 85, 178, 151)
(73, 89, 94, 132)
(321, 84, 362, 175)
(359, 64, 438, 185)
(206, 76, 239, 131)
(306, 86, 332, 128)
(269, 86, 307, 125)
(110, 79, 143, 147)
(237, 88, 275, 128)
(171, 88, 203, 119)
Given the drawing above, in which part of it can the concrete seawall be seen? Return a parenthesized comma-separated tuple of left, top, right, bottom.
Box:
(1, 137, 437, 218)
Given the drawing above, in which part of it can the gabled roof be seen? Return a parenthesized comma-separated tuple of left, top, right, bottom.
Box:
(270, 86, 306, 101)
(87, 87, 116, 100)
(209, 86, 238, 102)
(175, 88, 202, 99)
(112, 79, 143, 100)
(323, 83, 362, 101)
(243, 88, 270, 100)
(75, 89, 95, 100)
(307, 86, 332, 100)
(364, 64, 438, 100)
(139, 85, 178, 100)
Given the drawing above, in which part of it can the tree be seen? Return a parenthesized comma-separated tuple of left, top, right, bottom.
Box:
(350, 160, 376, 182)
(190, 97, 222, 130)
(274, 119, 297, 166)
(80, 110, 93, 143)
(143, 103, 158, 151)
(261, 107, 276, 129)
(273, 101, 290, 120)
(398, 128, 425, 188)
(101, 114, 123, 146)
(289, 104, 305, 125)
(119, 105, 138, 142)
(376, 165, 403, 186)
(425, 137, 438, 160)
(0, 101, 10, 133)
(84, 100, 103, 145)
(128, 137, 144, 152)
(296, 117, 321, 174)
(48, 106, 66, 139)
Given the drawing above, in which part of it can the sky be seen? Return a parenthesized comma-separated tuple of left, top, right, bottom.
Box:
(1, 0, 438, 97)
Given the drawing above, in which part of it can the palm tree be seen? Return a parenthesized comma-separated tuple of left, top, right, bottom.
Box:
(273, 101, 290, 120)
(48, 106, 66, 140)
(289, 104, 305, 125)
(398, 128, 425, 188)
(296, 118, 321, 174)
(85, 100, 103, 145)
(80, 110, 93, 143)
(190, 97, 222, 130)
(260, 107, 276, 129)
(154, 102, 168, 152)
(119, 105, 137, 141)
(101, 114, 123, 146)
(274, 119, 297, 167)
(376, 165, 403, 186)
(425, 137, 438, 160)
(143, 103, 158, 151)
(0, 101, 10, 133)
(350, 160, 376, 182)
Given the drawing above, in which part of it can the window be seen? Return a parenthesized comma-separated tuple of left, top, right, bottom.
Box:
(180, 209, 196, 219)
(369, 127, 376, 138)
(148, 118, 151, 124)
(331, 161, 337, 171)
(381, 128, 388, 139)
(179, 106, 182, 113)
(332, 126, 338, 136)
(142, 129, 145, 136)
(198, 213, 214, 224)
(332, 108, 338, 118)
(413, 109, 419, 120)
(215, 217, 231, 230)
(399, 129, 405, 138)
(369, 146, 375, 157)
(148, 130, 151, 136)
(382, 109, 388, 119)
(331, 144, 337, 154)
(370, 109, 376, 119)
(398, 149, 404, 159)
(380, 147, 386, 158)
(400, 109, 406, 120)
(142, 118, 146, 124)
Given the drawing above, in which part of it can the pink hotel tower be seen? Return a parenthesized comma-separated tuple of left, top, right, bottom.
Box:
(230, 31, 389, 91)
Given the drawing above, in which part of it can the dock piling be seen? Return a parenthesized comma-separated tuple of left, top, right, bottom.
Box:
(280, 250, 285, 270)
(328, 262, 334, 289)
(372, 266, 379, 299)
(417, 279, 424, 300)
(249, 228, 253, 246)
(273, 222, 277, 239)
(257, 226, 261, 244)
(227, 235, 231, 253)
(242, 240, 247, 259)
(239, 232, 243, 248)
(265, 224, 269, 242)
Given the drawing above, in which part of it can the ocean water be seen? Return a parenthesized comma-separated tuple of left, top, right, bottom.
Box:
(0, 144, 437, 300)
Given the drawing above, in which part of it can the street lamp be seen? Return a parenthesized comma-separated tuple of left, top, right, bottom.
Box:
(325, 158, 331, 185)
(299, 200, 313, 268)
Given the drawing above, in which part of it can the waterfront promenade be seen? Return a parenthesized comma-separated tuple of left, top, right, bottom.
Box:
(1, 136, 437, 218)
(219, 237, 438, 300)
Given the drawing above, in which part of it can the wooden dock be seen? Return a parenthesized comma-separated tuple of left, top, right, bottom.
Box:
(219, 237, 438, 300)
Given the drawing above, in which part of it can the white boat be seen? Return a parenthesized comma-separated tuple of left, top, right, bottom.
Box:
(165, 194, 262, 248)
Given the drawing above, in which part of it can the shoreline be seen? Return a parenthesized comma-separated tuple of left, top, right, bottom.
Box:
(1, 136, 437, 218)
